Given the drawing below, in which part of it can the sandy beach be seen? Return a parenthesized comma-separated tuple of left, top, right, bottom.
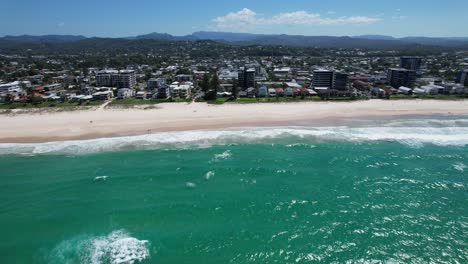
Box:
(0, 100, 467, 143)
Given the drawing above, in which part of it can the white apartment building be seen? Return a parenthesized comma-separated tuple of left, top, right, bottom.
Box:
(96, 69, 136, 88)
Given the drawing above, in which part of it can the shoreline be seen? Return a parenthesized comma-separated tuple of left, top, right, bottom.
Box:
(1, 100, 467, 143)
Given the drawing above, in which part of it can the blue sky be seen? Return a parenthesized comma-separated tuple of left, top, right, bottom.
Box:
(1, 0, 467, 37)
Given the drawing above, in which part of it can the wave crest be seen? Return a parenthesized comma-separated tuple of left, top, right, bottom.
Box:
(2, 119, 468, 155)
(48, 230, 150, 264)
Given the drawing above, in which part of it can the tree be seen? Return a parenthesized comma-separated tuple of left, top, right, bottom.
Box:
(232, 78, 238, 99)
(200, 74, 210, 93)
(176, 68, 191, 75)
(22, 83, 34, 102)
(210, 73, 219, 95)
(206, 73, 219, 101)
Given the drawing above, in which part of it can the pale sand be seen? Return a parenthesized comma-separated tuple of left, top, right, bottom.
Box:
(0, 100, 467, 143)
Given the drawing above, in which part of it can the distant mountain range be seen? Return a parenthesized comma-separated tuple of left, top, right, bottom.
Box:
(1, 31, 468, 50)
(1, 34, 87, 42)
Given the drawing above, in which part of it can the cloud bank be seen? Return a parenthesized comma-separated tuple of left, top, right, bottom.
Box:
(212, 8, 382, 32)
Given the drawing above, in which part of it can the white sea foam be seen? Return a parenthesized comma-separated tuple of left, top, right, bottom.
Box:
(94, 176, 109, 181)
(205, 171, 215, 180)
(213, 150, 232, 161)
(49, 230, 150, 264)
(1, 118, 468, 155)
(453, 163, 466, 172)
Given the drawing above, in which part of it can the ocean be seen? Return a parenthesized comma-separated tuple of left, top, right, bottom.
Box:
(0, 116, 467, 263)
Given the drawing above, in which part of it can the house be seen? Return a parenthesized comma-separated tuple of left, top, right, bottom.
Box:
(156, 86, 172, 99)
(117, 88, 134, 99)
(294, 88, 303, 97)
(398, 86, 413, 95)
(285, 82, 302, 90)
(284, 87, 294, 97)
(170, 82, 193, 98)
(371, 87, 386, 97)
(268, 88, 277, 97)
(314, 87, 329, 95)
(70, 95, 93, 102)
(421, 85, 439, 95)
(44, 84, 63, 92)
(92, 90, 113, 101)
(413, 88, 427, 95)
(175, 74, 192, 82)
(306, 89, 318, 96)
(135, 91, 148, 99)
(257, 86, 268, 97)
(246, 87, 256, 98)
(275, 88, 284, 97)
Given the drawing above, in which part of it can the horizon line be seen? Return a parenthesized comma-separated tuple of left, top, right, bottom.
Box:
(1, 31, 468, 39)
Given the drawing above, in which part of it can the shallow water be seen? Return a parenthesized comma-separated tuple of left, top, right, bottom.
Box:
(0, 117, 467, 263)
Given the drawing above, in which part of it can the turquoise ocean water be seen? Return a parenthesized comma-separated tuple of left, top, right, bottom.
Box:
(0, 117, 467, 263)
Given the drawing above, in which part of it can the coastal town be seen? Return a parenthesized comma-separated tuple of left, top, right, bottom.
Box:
(1, 46, 468, 109)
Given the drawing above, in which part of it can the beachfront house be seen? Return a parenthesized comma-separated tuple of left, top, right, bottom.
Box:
(268, 88, 277, 97)
(398, 86, 413, 95)
(275, 88, 284, 97)
(170, 81, 192, 98)
(92, 91, 113, 101)
(70, 95, 93, 102)
(247, 87, 256, 98)
(421, 85, 439, 95)
(117, 88, 134, 99)
(156, 85, 172, 99)
(135, 91, 149, 99)
(284, 87, 294, 97)
(371, 87, 386, 97)
(306, 89, 318, 96)
(314, 87, 329, 95)
(257, 86, 268, 97)
(413, 88, 426, 95)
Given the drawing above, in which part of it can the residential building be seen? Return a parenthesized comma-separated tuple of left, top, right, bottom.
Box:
(274, 67, 291, 80)
(147, 78, 166, 90)
(117, 88, 135, 99)
(0, 81, 30, 93)
(169, 82, 192, 98)
(268, 88, 277, 97)
(175, 74, 192, 82)
(257, 86, 268, 97)
(156, 86, 172, 99)
(92, 91, 113, 101)
(96, 69, 136, 88)
(312, 69, 334, 89)
(387, 68, 416, 88)
(284, 87, 294, 97)
(333, 72, 348, 90)
(238, 67, 256, 90)
(219, 69, 239, 80)
(400, 57, 423, 71)
(398, 86, 413, 95)
(246, 87, 256, 98)
(456, 69, 468, 87)
(119, 70, 137, 88)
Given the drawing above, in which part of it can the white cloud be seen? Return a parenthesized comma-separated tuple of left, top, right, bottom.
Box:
(212, 8, 381, 32)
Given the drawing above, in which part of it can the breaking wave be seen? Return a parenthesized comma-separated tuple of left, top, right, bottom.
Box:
(48, 230, 150, 264)
(1, 118, 468, 155)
